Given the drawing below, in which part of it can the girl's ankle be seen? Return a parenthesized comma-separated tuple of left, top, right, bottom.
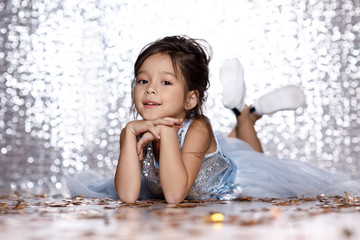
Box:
(236, 105, 261, 125)
(236, 105, 250, 121)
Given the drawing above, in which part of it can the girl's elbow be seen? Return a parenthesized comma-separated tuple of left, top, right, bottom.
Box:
(165, 196, 183, 204)
(116, 184, 140, 203)
(164, 191, 187, 204)
(119, 193, 139, 203)
(115, 178, 141, 203)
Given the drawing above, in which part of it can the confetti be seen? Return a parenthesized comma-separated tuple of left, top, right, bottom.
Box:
(0, 193, 359, 239)
(209, 212, 225, 222)
(344, 192, 357, 205)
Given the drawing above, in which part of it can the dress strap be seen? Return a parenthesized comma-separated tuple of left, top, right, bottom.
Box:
(177, 118, 222, 157)
(177, 119, 193, 149)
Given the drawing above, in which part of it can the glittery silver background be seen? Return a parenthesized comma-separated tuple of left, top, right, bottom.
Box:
(1, 0, 359, 195)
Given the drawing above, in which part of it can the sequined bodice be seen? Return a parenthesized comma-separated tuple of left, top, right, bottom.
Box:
(141, 119, 238, 200)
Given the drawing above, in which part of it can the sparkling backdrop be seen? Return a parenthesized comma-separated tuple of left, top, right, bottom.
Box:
(1, 0, 359, 195)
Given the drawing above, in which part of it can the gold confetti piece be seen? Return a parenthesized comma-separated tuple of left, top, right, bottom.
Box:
(13, 204, 26, 210)
(210, 212, 224, 222)
(13, 200, 26, 210)
(119, 201, 152, 208)
(204, 212, 225, 223)
(234, 197, 253, 202)
(34, 194, 48, 198)
(344, 192, 357, 204)
(72, 194, 85, 200)
(47, 202, 68, 207)
(317, 194, 325, 199)
(173, 203, 197, 208)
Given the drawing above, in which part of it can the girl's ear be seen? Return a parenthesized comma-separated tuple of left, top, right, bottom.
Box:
(185, 90, 199, 110)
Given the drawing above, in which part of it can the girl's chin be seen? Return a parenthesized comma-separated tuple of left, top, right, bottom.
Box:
(141, 115, 181, 121)
(140, 115, 163, 121)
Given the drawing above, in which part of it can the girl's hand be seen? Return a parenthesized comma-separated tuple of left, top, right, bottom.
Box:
(135, 118, 183, 160)
(136, 131, 157, 160)
(126, 118, 182, 139)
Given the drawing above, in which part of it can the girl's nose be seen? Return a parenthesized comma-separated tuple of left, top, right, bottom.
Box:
(146, 89, 155, 95)
(145, 84, 156, 95)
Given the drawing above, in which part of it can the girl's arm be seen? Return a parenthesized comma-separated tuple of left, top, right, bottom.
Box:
(115, 118, 183, 203)
(114, 125, 142, 203)
(157, 119, 213, 204)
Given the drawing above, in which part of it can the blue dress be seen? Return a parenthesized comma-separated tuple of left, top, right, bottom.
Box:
(66, 119, 360, 200)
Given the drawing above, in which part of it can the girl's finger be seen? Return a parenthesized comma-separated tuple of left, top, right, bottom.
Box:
(137, 137, 146, 157)
(147, 126, 161, 139)
(137, 140, 143, 158)
(152, 119, 174, 127)
(137, 132, 157, 157)
(138, 148, 143, 161)
(161, 117, 183, 124)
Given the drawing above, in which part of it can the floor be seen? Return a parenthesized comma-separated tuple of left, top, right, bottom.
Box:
(0, 192, 359, 240)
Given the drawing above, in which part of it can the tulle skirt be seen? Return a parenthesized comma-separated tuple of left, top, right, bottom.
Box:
(216, 132, 360, 198)
(66, 133, 360, 199)
(65, 171, 156, 200)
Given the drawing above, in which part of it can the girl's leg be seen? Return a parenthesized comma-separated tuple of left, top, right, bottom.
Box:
(220, 59, 262, 152)
(220, 58, 305, 153)
(228, 105, 263, 153)
(228, 84, 305, 152)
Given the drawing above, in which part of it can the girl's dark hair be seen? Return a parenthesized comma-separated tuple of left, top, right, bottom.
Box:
(131, 35, 212, 119)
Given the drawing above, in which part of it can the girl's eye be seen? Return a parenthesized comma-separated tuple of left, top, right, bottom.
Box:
(162, 80, 172, 86)
(137, 79, 148, 84)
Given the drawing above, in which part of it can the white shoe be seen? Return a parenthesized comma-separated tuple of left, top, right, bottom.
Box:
(220, 58, 246, 114)
(253, 85, 305, 115)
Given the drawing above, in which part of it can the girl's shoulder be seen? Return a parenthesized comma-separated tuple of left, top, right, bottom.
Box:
(183, 117, 216, 154)
(187, 117, 212, 134)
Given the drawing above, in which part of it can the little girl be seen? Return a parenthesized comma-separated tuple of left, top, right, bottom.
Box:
(68, 36, 359, 203)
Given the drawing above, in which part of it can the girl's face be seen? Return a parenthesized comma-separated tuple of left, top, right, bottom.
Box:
(134, 53, 188, 120)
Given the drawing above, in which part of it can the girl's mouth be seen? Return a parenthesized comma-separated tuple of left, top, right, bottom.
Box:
(143, 101, 160, 108)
